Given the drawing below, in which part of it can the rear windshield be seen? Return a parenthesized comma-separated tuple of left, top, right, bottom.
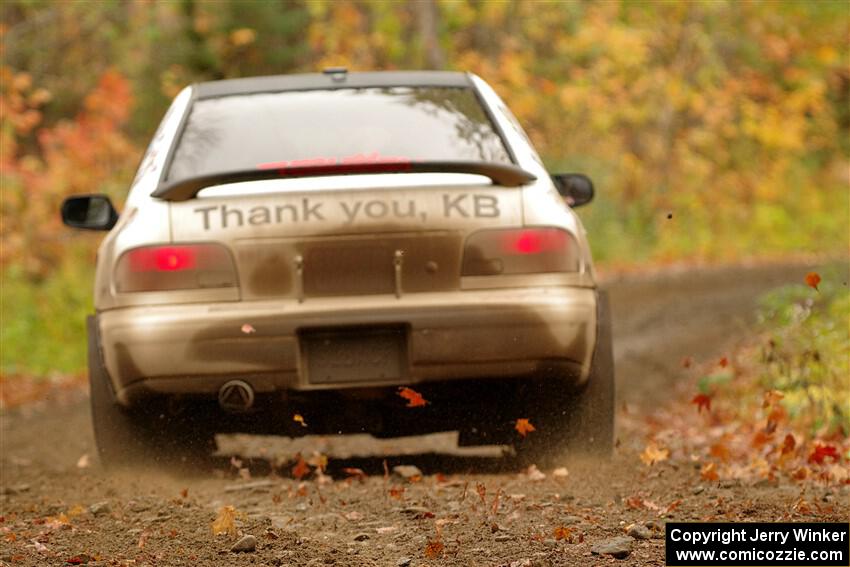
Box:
(166, 87, 512, 183)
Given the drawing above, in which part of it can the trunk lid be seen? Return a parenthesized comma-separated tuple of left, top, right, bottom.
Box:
(168, 177, 522, 299)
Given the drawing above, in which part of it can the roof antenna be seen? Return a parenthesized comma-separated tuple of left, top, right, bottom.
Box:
(322, 67, 348, 82)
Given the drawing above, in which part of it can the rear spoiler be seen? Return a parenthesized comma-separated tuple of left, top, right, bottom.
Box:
(151, 161, 537, 202)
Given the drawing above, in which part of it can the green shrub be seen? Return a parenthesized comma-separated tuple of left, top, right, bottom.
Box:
(757, 266, 850, 436)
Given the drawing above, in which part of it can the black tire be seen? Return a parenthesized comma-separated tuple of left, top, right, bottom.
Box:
(515, 290, 615, 465)
(87, 316, 214, 468)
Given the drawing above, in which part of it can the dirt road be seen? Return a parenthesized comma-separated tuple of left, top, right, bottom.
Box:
(1, 262, 847, 566)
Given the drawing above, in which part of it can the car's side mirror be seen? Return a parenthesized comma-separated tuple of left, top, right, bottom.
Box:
(61, 194, 119, 231)
(552, 173, 594, 207)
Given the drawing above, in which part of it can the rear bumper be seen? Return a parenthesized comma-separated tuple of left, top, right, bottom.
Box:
(94, 287, 597, 406)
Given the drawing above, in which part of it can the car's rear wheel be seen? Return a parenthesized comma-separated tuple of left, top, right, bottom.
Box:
(513, 290, 615, 466)
(87, 317, 214, 468)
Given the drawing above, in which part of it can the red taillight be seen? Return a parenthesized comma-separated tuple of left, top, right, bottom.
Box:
(505, 229, 569, 255)
(128, 246, 196, 272)
(115, 244, 236, 292)
(462, 227, 579, 276)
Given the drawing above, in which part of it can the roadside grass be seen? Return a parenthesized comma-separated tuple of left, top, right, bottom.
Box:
(622, 265, 849, 485)
(1, 257, 93, 377)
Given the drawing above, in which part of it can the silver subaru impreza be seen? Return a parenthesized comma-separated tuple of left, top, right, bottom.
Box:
(62, 69, 614, 467)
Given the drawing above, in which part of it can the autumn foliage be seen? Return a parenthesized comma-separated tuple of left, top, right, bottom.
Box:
(1, 2, 848, 380)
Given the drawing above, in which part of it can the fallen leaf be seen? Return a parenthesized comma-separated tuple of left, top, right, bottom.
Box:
(781, 433, 796, 455)
(793, 497, 812, 514)
(691, 393, 712, 413)
(808, 444, 840, 465)
(625, 496, 644, 509)
(762, 390, 784, 408)
(701, 462, 719, 481)
(792, 466, 809, 481)
(552, 467, 569, 478)
(665, 499, 683, 514)
(44, 513, 70, 530)
(211, 505, 239, 537)
(293, 413, 308, 427)
(681, 356, 693, 369)
(389, 486, 405, 500)
(718, 356, 729, 368)
(553, 526, 572, 541)
(805, 272, 821, 291)
(424, 539, 444, 558)
(137, 529, 150, 549)
(76, 454, 90, 469)
(292, 454, 311, 480)
(640, 441, 669, 466)
(752, 430, 773, 448)
(515, 418, 536, 437)
(709, 442, 730, 462)
(397, 387, 428, 407)
(180, 488, 189, 499)
(241, 323, 256, 334)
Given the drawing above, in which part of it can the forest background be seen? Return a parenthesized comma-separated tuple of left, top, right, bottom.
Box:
(1, 0, 848, 377)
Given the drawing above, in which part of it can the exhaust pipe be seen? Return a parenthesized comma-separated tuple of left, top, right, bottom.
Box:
(218, 380, 255, 413)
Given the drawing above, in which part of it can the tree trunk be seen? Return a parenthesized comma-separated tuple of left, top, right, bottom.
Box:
(413, 0, 445, 70)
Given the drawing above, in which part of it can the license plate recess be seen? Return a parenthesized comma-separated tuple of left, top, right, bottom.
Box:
(301, 326, 407, 384)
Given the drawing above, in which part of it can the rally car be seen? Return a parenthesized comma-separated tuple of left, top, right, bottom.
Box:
(61, 69, 614, 467)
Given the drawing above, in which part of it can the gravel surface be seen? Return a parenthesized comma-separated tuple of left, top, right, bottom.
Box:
(2, 263, 846, 566)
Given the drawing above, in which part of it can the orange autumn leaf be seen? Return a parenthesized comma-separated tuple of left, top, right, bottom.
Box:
(752, 430, 773, 448)
(700, 462, 719, 481)
(293, 413, 308, 427)
(389, 486, 405, 500)
(397, 387, 428, 407)
(515, 418, 536, 437)
(781, 433, 796, 455)
(639, 441, 669, 466)
(211, 505, 239, 537)
(291, 454, 311, 480)
(709, 442, 730, 462)
(805, 272, 821, 291)
(665, 499, 683, 514)
(691, 393, 711, 413)
(718, 356, 729, 368)
(424, 539, 444, 558)
(553, 526, 572, 541)
(808, 444, 840, 465)
(624, 496, 644, 509)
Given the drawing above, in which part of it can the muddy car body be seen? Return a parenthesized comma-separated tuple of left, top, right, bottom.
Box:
(62, 70, 614, 465)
